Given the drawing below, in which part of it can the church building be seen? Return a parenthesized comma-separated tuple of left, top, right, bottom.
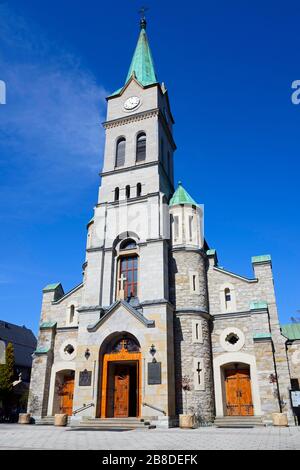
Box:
(28, 18, 300, 428)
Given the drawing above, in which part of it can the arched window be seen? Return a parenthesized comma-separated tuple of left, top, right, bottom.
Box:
(69, 305, 75, 324)
(119, 256, 138, 299)
(188, 215, 193, 241)
(117, 239, 138, 301)
(125, 185, 130, 199)
(137, 183, 142, 197)
(136, 133, 146, 162)
(225, 288, 231, 308)
(114, 187, 119, 202)
(120, 239, 137, 250)
(219, 283, 236, 313)
(115, 138, 126, 167)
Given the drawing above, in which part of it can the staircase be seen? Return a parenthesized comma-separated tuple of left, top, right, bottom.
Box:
(71, 417, 156, 430)
(34, 416, 71, 426)
(214, 416, 265, 428)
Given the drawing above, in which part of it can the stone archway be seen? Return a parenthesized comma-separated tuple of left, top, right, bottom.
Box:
(52, 369, 75, 416)
(213, 352, 262, 418)
(47, 363, 76, 416)
(98, 333, 141, 418)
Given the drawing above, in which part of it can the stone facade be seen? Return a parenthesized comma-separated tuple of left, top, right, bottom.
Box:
(28, 20, 297, 428)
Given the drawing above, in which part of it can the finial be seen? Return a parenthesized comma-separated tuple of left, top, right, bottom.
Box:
(178, 181, 182, 186)
(138, 6, 148, 29)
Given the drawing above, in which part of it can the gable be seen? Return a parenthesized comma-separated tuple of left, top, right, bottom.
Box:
(87, 300, 154, 332)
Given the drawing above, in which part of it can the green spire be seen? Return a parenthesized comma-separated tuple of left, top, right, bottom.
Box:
(125, 18, 157, 87)
(169, 182, 198, 207)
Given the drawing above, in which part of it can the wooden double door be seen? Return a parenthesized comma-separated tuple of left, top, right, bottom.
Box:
(59, 375, 74, 416)
(225, 369, 254, 416)
(103, 361, 139, 418)
(114, 364, 130, 418)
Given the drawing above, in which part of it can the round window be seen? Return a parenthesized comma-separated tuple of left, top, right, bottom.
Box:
(64, 344, 75, 355)
(60, 340, 76, 361)
(220, 327, 245, 352)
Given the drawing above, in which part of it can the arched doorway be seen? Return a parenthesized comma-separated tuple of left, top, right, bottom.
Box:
(100, 334, 141, 418)
(53, 369, 75, 416)
(222, 363, 253, 416)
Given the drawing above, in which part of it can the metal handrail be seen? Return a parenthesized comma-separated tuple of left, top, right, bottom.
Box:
(73, 402, 95, 415)
(142, 402, 166, 415)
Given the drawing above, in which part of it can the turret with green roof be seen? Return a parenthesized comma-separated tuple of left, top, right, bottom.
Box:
(169, 182, 198, 207)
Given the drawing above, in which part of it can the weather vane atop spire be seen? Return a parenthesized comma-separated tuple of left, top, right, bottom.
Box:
(138, 6, 148, 29)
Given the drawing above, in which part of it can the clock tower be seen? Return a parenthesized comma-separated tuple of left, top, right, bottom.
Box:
(76, 17, 178, 425)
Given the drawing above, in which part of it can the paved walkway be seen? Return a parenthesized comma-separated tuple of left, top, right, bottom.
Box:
(0, 424, 299, 450)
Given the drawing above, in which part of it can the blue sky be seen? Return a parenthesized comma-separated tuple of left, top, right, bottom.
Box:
(0, 0, 299, 333)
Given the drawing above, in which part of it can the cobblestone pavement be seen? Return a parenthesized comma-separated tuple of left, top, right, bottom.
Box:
(0, 424, 299, 450)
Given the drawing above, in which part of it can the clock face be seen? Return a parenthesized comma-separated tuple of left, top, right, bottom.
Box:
(124, 96, 140, 110)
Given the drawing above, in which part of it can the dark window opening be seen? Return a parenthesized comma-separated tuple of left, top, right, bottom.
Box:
(225, 288, 231, 302)
(64, 344, 75, 355)
(114, 187, 119, 202)
(225, 333, 239, 345)
(136, 133, 146, 162)
(115, 138, 126, 167)
(120, 239, 137, 250)
(137, 183, 142, 197)
(291, 378, 300, 390)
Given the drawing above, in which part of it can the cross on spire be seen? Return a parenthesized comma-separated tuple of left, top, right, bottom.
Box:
(138, 6, 148, 19)
(138, 6, 148, 29)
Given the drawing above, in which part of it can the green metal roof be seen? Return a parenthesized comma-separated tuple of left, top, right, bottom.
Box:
(206, 249, 216, 256)
(253, 332, 272, 340)
(250, 301, 268, 310)
(110, 20, 157, 97)
(43, 283, 61, 292)
(125, 20, 157, 87)
(34, 346, 50, 355)
(169, 182, 198, 207)
(281, 324, 300, 341)
(40, 322, 57, 329)
(251, 255, 271, 264)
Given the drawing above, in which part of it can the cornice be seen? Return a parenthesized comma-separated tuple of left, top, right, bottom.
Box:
(103, 108, 159, 129)
(100, 160, 158, 178)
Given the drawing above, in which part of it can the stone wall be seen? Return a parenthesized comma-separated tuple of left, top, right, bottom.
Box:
(174, 313, 214, 423)
(171, 247, 214, 424)
(170, 249, 208, 310)
(27, 328, 55, 419)
(286, 341, 300, 385)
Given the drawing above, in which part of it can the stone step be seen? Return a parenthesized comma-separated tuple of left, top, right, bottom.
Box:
(214, 416, 264, 428)
(82, 418, 150, 424)
(35, 416, 71, 426)
(74, 423, 150, 429)
(72, 418, 155, 430)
